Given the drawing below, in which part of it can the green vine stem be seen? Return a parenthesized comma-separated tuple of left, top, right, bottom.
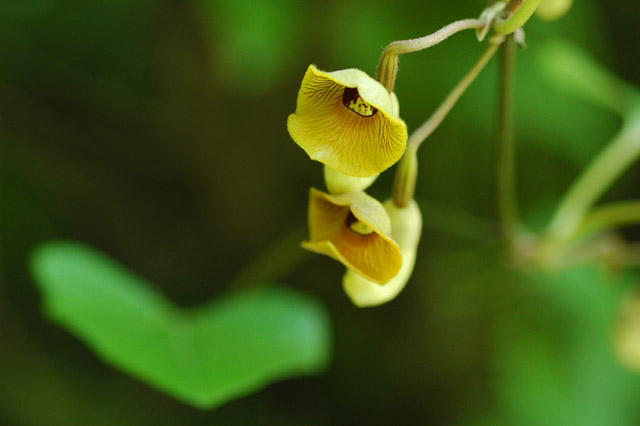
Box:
(497, 35, 518, 245)
(227, 226, 311, 290)
(545, 111, 640, 243)
(376, 18, 485, 93)
(574, 200, 640, 238)
(392, 35, 505, 206)
(494, 0, 542, 35)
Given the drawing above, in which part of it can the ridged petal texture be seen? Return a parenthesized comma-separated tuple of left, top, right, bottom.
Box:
(302, 188, 402, 284)
(288, 65, 408, 177)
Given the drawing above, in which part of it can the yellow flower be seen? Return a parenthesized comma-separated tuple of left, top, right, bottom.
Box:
(343, 199, 422, 307)
(288, 65, 408, 177)
(302, 188, 402, 284)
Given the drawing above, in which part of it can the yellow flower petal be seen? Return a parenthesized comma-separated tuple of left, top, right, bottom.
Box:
(302, 188, 402, 284)
(343, 199, 422, 307)
(288, 65, 408, 177)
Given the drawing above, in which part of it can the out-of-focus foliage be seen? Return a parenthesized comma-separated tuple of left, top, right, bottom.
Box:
(493, 265, 640, 426)
(2, 0, 640, 425)
(30, 241, 331, 409)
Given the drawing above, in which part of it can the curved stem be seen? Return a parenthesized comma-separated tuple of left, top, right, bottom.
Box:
(408, 36, 504, 152)
(545, 112, 640, 243)
(376, 18, 485, 92)
(392, 36, 505, 206)
(494, 0, 542, 34)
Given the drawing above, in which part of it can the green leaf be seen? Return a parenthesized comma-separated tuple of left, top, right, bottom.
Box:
(30, 241, 331, 409)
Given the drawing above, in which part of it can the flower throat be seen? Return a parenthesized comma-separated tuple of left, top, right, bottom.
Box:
(343, 87, 378, 117)
(345, 212, 375, 235)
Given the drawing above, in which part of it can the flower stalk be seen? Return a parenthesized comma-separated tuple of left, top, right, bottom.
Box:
(376, 18, 485, 92)
(497, 35, 519, 245)
(392, 35, 504, 207)
(494, 0, 542, 34)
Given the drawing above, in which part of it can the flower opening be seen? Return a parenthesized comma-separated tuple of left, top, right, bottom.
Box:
(343, 199, 422, 307)
(302, 188, 402, 284)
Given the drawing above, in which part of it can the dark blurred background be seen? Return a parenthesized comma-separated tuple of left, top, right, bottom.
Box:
(2, 0, 640, 425)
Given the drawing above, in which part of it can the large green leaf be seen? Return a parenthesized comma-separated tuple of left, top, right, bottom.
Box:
(30, 241, 331, 409)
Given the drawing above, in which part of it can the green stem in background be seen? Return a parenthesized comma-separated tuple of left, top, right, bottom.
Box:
(226, 226, 311, 291)
(494, 0, 542, 35)
(497, 35, 518, 244)
(392, 36, 505, 206)
(416, 196, 498, 242)
(545, 111, 640, 243)
(376, 18, 485, 93)
(574, 200, 640, 238)
(536, 40, 640, 117)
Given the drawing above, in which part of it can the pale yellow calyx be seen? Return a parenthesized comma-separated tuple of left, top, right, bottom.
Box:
(343, 199, 422, 307)
(288, 65, 408, 177)
(302, 188, 402, 284)
(390, 92, 400, 118)
(536, 0, 573, 21)
(324, 166, 378, 195)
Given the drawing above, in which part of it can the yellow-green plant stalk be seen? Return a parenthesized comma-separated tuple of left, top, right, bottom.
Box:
(343, 199, 422, 307)
(288, 65, 407, 177)
(494, 0, 542, 35)
(303, 188, 402, 284)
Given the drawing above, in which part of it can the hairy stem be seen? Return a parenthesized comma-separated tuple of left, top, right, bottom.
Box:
(376, 18, 485, 92)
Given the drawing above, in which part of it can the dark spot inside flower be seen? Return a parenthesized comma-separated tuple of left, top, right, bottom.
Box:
(345, 211, 375, 235)
(343, 87, 378, 117)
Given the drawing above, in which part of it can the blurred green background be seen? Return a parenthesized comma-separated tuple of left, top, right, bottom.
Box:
(2, 0, 640, 425)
